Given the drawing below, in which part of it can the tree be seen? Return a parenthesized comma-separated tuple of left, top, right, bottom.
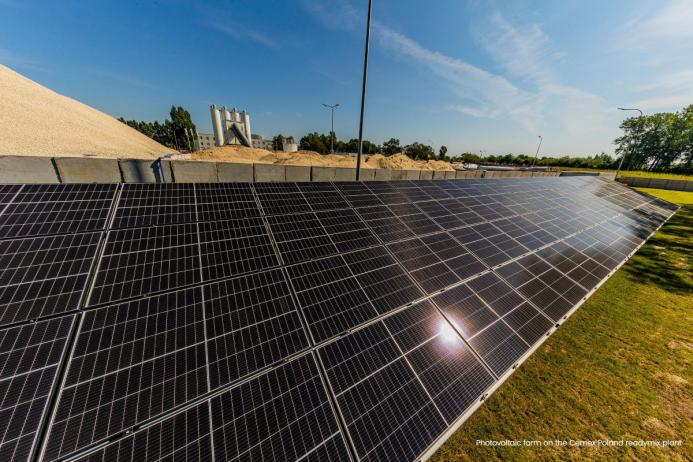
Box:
(438, 145, 448, 160)
(117, 105, 197, 151)
(404, 142, 435, 160)
(383, 138, 401, 156)
(272, 134, 285, 151)
(299, 132, 329, 154)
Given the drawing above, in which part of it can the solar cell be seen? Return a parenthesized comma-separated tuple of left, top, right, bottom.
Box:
(198, 217, 279, 280)
(195, 183, 260, 222)
(112, 184, 195, 228)
(0, 315, 74, 462)
(72, 403, 213, 462)
(266, 212, 338, 264)
(0, 232, 101, 326)
(318, 322, 447, 461)
(254, 183, 312, 215)
(88, 223, 200, 306)
(204, 269, 310, 389)
(43, 288, 207, 461)
(210, 353, 352, 462)
(0, 184, 116, 239)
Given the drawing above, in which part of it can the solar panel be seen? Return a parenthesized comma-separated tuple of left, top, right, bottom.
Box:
(0, 184, 116, 239)
(88, 223, 200, 306)
(0, 232, 101, 326)
(112, 183, 195, 229)
(0, 177, 678, 462)
(0, 315, 75, 462)
(43, 288, 208, 461)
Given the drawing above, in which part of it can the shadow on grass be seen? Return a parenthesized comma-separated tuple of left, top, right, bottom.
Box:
(623, 205, 692, 294)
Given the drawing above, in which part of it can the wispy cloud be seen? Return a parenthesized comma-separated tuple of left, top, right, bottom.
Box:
(475, 13, 612, 136)
(299, 0, 360, 31)
(207, 21, 278, 48)
(621, 0, 693, 49)
(375, 24, 541, 129)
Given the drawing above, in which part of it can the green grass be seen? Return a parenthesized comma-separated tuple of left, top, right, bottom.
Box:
(432, 189, 693, 462)
(556, 167, 693, 181)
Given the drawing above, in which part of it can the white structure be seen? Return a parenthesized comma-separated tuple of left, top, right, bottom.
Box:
(210, 104, 252, 147)
(195, 133, 215, 151)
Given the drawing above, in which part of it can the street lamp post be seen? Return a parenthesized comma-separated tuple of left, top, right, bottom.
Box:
(322, 103, 339, 154)
(616, 107, 643, 180)
(531, 135, 542, 177)
(355, 0, 373, 181)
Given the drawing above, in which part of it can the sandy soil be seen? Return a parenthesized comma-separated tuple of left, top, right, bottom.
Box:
(0, 65, 174, 159)
(192, 146, 455, 171)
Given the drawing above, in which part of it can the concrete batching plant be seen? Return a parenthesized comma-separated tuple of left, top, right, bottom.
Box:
(209, 104, 252, 147)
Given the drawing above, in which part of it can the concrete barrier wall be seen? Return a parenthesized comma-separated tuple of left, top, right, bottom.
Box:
(617, 176, 692, 191)
(0, 156, 59, 183)
(171, 160, 218, 182)
(54, 157, 121, 183)
(217, 162, 253, 182)
(2, 155, 651, 185)
(119, 159, 171, 183)
(254, 164, 286, 182)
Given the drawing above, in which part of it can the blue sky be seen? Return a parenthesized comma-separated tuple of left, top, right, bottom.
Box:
(1, 0, 691, 156)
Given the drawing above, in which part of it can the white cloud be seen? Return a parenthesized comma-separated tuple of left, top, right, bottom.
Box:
(375, 24, 542, 130)
(299, 0, 360, 31)
(206, 21, 277, 48)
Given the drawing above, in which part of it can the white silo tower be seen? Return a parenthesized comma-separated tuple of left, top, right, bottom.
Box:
(210, 105, 224, 146)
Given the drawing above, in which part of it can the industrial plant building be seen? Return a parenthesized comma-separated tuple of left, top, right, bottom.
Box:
(195, 104, 297, 152)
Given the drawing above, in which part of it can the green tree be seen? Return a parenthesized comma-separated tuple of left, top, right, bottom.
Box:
(438, 145, 448, 160)
(272, 134, 285, 151)
(383, 138, 401, 156)
(404, 142, 435, 160)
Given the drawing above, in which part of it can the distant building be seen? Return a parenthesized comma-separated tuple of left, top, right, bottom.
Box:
(195, 133, 215, 151)
(251, 133, 273, 150)
(209, 104, 252, 147)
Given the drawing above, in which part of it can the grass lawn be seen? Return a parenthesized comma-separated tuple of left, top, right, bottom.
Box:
(557, 167, 693, 182)
(431, 189, 693, 462)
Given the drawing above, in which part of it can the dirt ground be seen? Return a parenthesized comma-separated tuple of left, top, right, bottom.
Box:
(192, 145, 455, 171)
(0, 65, 173, 159)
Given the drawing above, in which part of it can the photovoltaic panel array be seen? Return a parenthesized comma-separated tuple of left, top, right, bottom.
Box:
(0, 177, 677, 462)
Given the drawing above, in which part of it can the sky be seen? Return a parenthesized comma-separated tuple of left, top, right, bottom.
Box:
(1, 0, 692, 157)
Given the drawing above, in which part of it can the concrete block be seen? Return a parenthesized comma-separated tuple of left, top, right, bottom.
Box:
(334, 168, 357, 181)
(403, 170, 420, 180)
(312, 167, 336, 181)
(664, 179, 686, 191)
(683, 181, 693, 192)
(285, 165, 311, 182)
(389, 169, 406, 181)
(0, 156, 59, 183)
(444, 170, 457, 179)
(374, 169, 392, 181)
(254, 164, 286, 182)
(432, 170, 447, 180)
(359, 169, 376, 181)
(217, 162, 254, 182)
(419, 170, 434, 180)
(54, 157, 121, 183)
(119, 159, 170, 183)
(171, 160, 218, 183)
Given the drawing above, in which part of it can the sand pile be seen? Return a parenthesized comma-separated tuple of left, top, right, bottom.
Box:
(193, 145, 454, 171)
(0, 65, 174, 159)
(364, 153, 455, 171)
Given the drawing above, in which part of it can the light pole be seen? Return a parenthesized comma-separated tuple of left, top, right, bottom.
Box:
(356, 0, 372, 180)
(616, 107, 643, 179)
(531, 135, 542, 177)
(322, 103, 339, 154)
